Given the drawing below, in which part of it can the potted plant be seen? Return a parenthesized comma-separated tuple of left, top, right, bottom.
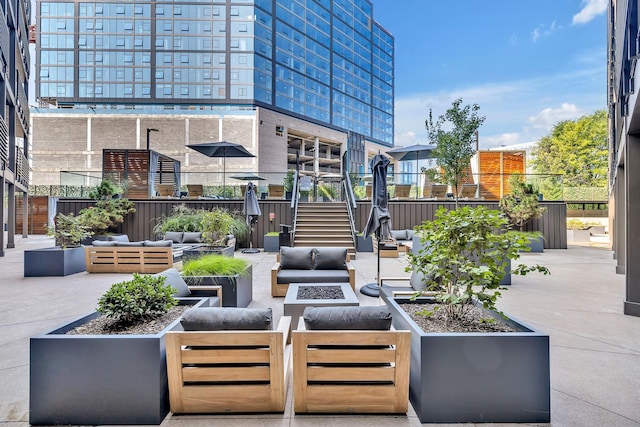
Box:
(263, 231, 280, 252)
(283, 169, 294, 200)
(30, 273, 207, 425)
(567, 218, 592, 242)
(24, 213, 91, 277)
(381, 206, 551, 424)
(499, 177, 547, 252)
(181, 254, 252, 307)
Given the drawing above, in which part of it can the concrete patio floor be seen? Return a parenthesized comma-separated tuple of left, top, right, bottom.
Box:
(1, 235, 639, 426)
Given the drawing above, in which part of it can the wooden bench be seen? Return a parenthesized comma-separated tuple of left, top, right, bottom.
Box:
(166, 316, 292, 414)
(85, 246, 173, 274)
(292, 318, 410, 414)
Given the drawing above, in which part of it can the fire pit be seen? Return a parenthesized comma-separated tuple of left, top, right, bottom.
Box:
(284, 283, 359, 329)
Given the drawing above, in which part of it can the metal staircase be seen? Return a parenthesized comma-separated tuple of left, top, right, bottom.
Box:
(293, 201, 356, 257)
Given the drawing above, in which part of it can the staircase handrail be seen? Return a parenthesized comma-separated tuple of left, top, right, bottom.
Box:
(341, 168, 357, 244)
(290, 169, 300, 243)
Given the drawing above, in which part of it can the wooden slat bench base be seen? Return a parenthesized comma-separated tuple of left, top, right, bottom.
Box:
(85, 247, 173, 273)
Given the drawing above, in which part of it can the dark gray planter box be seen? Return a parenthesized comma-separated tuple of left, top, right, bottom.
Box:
(526, 234, 544, 253)
(380, 290, 550, 424)
(24, 246, 86, 277)
(356, 234, 373, 252)
(182, 265, 252, 308)
(182, 245, 234, 260)
(29, 298, 207, 425)
(263, 235, 280, 252)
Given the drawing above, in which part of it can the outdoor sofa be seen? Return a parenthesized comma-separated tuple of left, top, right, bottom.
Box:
(85, 235, 174, 273)
(270, 247, 355, 297)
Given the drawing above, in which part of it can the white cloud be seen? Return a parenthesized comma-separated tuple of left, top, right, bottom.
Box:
(531, 21, 562, 43)
(482, 133, 522, 149)
(572, 0, 607, 25)
(525, 103, 584, 131)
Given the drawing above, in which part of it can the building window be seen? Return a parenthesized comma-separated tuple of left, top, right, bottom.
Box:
(276, 125, 284, 137)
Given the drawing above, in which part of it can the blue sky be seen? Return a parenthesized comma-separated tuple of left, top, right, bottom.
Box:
(370, 0, 607, 149)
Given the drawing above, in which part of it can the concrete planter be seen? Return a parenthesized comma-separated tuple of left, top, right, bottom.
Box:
(356, 234, 373, 252)
(24, 246, 86, 277)
(182, 245, 234, 260)
(182, 265, 252, 308)
(527, 234, 544, 253)
(567, 229, 591, 242)
(263, 235, 280, 252)
(380, 290, 550, 424)
(29, 298, 207, 425)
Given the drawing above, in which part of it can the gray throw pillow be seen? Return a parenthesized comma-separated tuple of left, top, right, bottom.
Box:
(182, 232, 202, 243)
(409, 270, 428, 292)
(164, 231, 184, 244)
(108, 234, 130, 242)
(115, 241, 144, 247)
(390, 229, 407, 241)
(303, 306, 392, 330)
(144, 240, 173, 247)
(280, 247, 314, 270)
(406, 229, 416, 240)
(180, 307, 273, 331)
(155, 267, 191, 297)
(314, 247, 347, 270)
(92, 240, 116, 246)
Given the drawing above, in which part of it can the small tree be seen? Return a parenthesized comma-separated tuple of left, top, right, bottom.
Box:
(408, 206, 549, 323)
(499, 177, 546, 231)
(47, 213, 91, 248)
(425, 98, 485, 208)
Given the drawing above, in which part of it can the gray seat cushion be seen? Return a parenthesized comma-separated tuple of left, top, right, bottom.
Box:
(303, 306, 392, 330)
(144, 240, 173, 247)
(155, 267, 191, 297)
(164, 231, 184, 243)
(182, 232, 202, 243)
(92, 240, 116, 246)
(108, 234, 130, 242)
(277, 269, 350, 284)
(115, 241, 144, 247)
(280, 247, 314, 270)
(391, 230, 408, 241)
(180, 307, 273, 331)
(314, 247, 348, 270)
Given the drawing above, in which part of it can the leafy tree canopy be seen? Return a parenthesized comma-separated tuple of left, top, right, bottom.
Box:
(425, 98, 485, 206)
(531, 110, 607, 188)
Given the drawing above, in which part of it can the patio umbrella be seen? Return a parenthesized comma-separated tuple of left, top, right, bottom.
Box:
(187, 141, 255, 197)
(386, 144, 437, 195)
(230, 172, 265, 181)
(361, 154, 392, 297)
(242, 181, 261, 254)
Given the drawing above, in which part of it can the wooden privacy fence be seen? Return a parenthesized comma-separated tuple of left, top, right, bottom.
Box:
(56, 199, 567, 250)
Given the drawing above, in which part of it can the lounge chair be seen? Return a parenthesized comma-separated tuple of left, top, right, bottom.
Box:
(268, 184, 284, 199)
(292, 306, 410, 414)
(166, 308, 292, 414)
(458, 183, 479, 199)
(156, 184, 176, 197)
(422, 183, 448, 199)
(393, 184, 412, 200)
(186, 184, 204, 198)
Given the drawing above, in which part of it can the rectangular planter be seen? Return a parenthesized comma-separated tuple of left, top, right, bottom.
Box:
(29, 298, 207, 425)
(183, 265, 252, 308)
(527, 235, 544, 253)
(24, 246, 86, 277)
(380, 290, 550, 424)
(567, 229, 591, 242)
(263, 235, 280, 252)
(356, 234, 373, 252)
(182, 245, 234, 260)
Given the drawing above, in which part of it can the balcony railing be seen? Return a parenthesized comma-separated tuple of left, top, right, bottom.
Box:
(16, 147, 29, 186)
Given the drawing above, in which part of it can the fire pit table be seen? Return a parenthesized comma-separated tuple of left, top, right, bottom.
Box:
(284, 283, 359, 329)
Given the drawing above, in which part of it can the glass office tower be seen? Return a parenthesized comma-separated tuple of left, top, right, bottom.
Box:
(36, 0, 394, 146)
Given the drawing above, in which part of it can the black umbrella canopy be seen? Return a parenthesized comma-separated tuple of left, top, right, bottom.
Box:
(363, 154, 392, 240)
(187, 141, 255, 196)
(386, 143, 437, 162)
(231, 172, 265, 181)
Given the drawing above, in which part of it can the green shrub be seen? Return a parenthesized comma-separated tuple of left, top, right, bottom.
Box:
(182, 254, 250, 277)
(153, 205, 205, 234)
(97, 274, 177, 325)
(566, 219, 590, 230)
(47, 213, 91, 248)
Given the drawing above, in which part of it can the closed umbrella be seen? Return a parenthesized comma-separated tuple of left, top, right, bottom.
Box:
(187, 141, 255, 197)
(241, 182, 261, 254)
(361, 154, 392, 297)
